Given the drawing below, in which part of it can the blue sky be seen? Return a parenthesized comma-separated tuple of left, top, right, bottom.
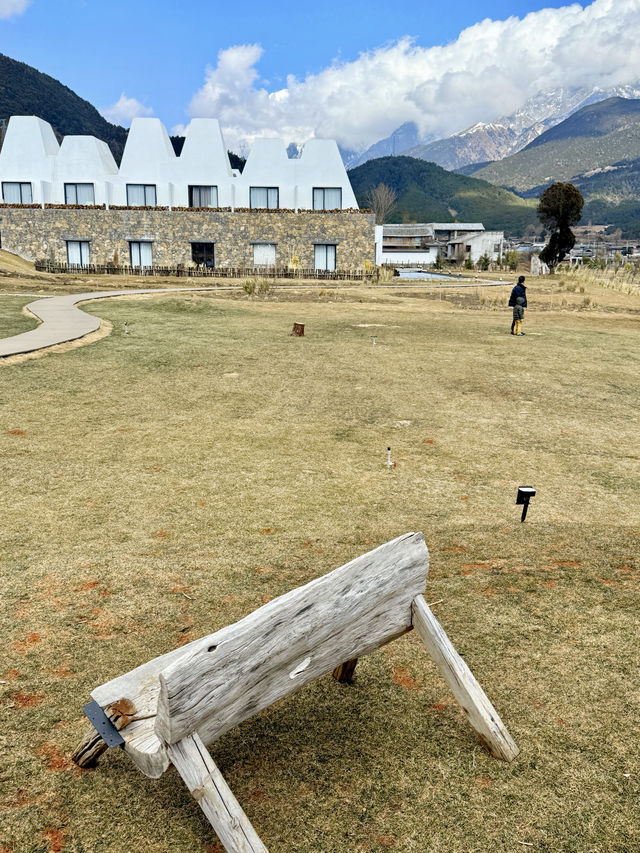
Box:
(1, 0, 639, 151)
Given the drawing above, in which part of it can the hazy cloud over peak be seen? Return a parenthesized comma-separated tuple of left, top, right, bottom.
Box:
(101, 93, 153, 126)
(184, 0, 640, 152)
(0, 0, 31, 19)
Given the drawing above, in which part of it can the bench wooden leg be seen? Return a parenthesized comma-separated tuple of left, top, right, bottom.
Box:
(168, 734, 268, 853)
(72, 725, 108, 768)
(332, 657, 358, 683)
(411, 594, 519, 762)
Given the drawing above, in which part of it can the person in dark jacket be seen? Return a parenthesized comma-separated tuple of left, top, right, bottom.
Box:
(512, 296, 525, 336)
(509, 275, 527, 333)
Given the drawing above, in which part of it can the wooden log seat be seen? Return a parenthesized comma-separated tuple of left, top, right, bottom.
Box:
(73, 532, 519, 851)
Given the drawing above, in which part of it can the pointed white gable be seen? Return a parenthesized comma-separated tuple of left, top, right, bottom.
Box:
(296, 139, 358, 209)
(240, 138, 294, 207)
(0, 114, 358, 210)
(56, 136, 118, 180)
(172, 118, 234, 207)
(119, 117, 176, 179)
(179, 118, 232, 177)
(0, 116, 59, 200)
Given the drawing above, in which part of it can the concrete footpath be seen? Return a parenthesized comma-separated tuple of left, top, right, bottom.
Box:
(0, 287, 222, 357)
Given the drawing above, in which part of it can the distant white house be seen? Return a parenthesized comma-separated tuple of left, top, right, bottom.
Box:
(376, 222, 504, 266)
(0, 115, 358, 210)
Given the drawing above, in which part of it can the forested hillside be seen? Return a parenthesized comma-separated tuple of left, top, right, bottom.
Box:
(0, 53, 127, 160)
(348, 156, 539, 234)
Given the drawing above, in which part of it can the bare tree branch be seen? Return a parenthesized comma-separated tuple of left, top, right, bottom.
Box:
(366, 183, 397, 225)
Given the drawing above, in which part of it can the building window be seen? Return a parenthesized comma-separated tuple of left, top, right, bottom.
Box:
(250, 187, 279, 209)
(253, 243, 276, 266)
(64, 183, 95, 205)
(313, 187, 342, 210)
(191, 242, 215, 267)
(2, 182, 32, 203)
(66, 240, 90, 266)
(188, 186, 218, 208)
(314, 244, 336, 271)
(126, 184, 157, 207)
(129, 241, 153, 267)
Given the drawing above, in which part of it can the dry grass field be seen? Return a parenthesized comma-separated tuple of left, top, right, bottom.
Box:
(0, 267, 639, 853)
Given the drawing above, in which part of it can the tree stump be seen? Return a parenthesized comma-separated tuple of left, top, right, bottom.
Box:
(290, 322, 305, 336)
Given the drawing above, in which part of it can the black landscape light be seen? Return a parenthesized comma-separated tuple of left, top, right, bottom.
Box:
(516, 486, 536, 522)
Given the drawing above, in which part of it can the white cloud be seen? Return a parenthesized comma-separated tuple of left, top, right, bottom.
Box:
(184, 0, 640, 152)
(0, 0, 30, 19)
(100, 93, 153, 126)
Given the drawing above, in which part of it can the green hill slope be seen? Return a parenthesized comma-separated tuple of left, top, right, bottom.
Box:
(0, 53, 127, 160)
(348, 156, 538, 234)
(570, 158, 640, 235)
(525, 97, 640, 149)
(474, 97, 640, 192)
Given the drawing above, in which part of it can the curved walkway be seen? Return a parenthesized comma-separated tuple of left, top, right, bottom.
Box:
(0, 278, 509, 358)
(0, 287, 223, 358)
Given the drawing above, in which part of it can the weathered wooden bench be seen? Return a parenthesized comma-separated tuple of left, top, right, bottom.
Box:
(73, 532, 518, 852)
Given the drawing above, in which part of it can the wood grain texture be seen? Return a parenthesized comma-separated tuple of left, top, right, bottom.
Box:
(71, 726, 108, 769)
(168, 734, 268, 853)
(156, 532, 429, 745)
(411, 594, 519, 762)
(72, 698, 142, 770)
(90, 645, 197, 777)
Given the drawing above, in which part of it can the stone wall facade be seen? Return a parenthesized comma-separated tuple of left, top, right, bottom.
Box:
(0, 207, 376, 270)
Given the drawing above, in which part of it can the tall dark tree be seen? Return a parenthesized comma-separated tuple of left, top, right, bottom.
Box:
(537, 182, 584, 272)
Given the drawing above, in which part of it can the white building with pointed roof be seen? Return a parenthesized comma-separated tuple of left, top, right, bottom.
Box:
(0, 115, 372, 273)
(0, 115, 358, 211)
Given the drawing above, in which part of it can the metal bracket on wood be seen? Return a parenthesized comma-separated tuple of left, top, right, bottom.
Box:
(83, 700, 125, 748)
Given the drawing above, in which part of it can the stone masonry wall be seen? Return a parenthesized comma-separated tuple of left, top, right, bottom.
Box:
(0, 207, 376, 270)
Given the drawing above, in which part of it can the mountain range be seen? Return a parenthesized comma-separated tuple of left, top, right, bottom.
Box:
(349, 84, 640, 172)
(472, 97, 640, 191)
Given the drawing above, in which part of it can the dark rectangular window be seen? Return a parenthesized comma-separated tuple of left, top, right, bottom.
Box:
(129, 241, 153, 267)
(313, 187, 342, 210)
(188, 186, 218, 208)
(250, 187, 279, 209)
(2, 181, 32, 203)
(126, 184, 157, 206)
(191, 242, 215, 267)
(66, 240, 90, 266)
(64, 183, 95, 205)
(314, 244, 336, 271)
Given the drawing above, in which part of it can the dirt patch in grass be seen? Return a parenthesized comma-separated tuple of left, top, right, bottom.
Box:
(0, 278, 638, 851)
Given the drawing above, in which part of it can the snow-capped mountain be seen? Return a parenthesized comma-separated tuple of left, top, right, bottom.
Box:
(341, 122, 429, 169)
(345, 84, 640, 172)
